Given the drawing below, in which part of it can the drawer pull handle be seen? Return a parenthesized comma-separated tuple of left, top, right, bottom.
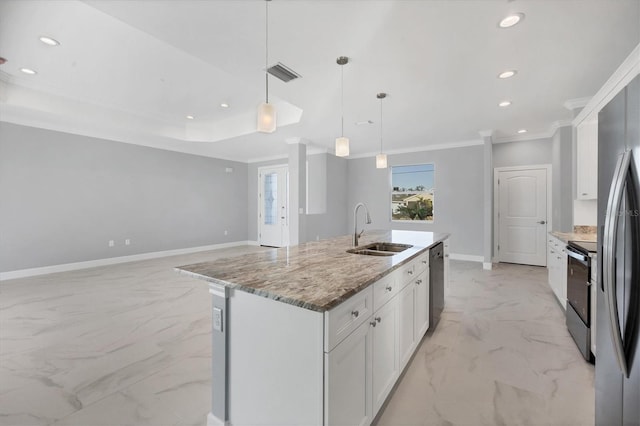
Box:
(370, 321, 377, 327)
(416, 279, 422, 285)
(385, 286, 393, 292)
(351, 310, 359, 318)
(407, 270, 413, 275)
(422, 260, 427, 264)
(375, 316, 381, 323)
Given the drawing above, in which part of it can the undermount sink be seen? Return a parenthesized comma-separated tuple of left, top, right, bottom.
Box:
(346, 242, 413, 256)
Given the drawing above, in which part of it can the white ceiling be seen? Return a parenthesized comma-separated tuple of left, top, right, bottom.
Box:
(0, 0, 638, 162)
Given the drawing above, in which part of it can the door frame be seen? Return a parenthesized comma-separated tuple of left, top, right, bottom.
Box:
(258, 164, 289, 247)
(493, 164, 552, 264)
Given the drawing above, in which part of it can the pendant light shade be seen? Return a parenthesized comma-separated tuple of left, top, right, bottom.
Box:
(257, 0, 276, 133)
(376, 92, 388, 169)
(335, 56, 350, 157)
(336, 136, 350, 157)
(257, 102, 276, 133)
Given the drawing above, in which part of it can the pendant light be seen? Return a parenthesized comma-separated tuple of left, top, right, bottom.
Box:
(376, 93, 388, 169)
(257, 0, 276, 133)
(335, 56, 350, 157)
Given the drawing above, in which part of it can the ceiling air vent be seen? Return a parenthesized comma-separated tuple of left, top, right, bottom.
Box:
(267, 62, 301, 83)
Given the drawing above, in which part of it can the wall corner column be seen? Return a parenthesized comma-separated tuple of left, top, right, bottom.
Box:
(479, 130, 494, 270)
(287, 138, 307, 245)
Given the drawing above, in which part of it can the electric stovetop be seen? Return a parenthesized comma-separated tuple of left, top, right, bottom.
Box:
(568, 240, 598, 254)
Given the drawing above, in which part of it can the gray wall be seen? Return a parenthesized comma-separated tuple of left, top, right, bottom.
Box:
(493, 137, 553, 168)
(307, 154, 327, 215)
(306, 154, 349, 241)
(552, 126, 574, 231)
(347, 145, 485, 257)
(0, 122, 248, 272)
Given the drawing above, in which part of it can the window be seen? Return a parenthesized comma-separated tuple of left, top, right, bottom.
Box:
(391, 164, 435, 222)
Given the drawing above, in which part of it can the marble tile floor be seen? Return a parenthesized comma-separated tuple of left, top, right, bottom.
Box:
(376, 261, 594, 426)
(0, 248, 594, 426)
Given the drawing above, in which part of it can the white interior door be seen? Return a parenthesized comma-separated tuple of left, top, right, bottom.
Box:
(259, 165, 289, 247)
(497, 168, 548, 266)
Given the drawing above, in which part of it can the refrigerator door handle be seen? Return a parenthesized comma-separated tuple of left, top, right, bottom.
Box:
(603, 149, 632, 378)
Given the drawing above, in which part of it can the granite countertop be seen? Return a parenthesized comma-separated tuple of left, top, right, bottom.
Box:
(550, 231, 597, 244)
(176, 230, 449, 313)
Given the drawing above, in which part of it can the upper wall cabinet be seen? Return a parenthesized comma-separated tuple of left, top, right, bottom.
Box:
(576, 119, 598, 200)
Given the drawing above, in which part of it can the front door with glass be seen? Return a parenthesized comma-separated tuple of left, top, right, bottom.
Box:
(259, 165, 289, 247)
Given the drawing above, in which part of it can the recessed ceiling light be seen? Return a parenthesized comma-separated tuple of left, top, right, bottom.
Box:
(498, 70, 517, 79)
(220, 103, 229, 108)
(20, 68, 37, 75)
(499, 13, 525, 28)
(39, 36, 60, 46)
(498, 100, 512, 107)
(517, 129, 528, 134)
(186, 115, 195, 120)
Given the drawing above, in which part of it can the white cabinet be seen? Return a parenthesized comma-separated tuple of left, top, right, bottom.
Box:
(325, 320, 372, 426)
(324, 244, 441, 425)
(547, 235, 567, 309)
(444, 239, 450, 288)
(398, 282, 415, 371)
(414, 270, 429, 341)
(371, 297, 398, 415)
(590, 254, 597, 357)
(576, 119, 598, 200)
(325, 287, 373, 351)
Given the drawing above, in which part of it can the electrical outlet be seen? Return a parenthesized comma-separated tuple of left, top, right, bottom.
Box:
(224, 230, 228, 236)
(108, 240, 115, 247)
(125, 239, 131, 246)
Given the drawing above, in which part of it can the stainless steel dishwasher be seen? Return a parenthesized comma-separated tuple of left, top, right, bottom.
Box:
(429, 242, 444, 328)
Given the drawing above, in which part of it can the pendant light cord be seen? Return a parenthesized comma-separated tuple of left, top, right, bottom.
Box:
(341, 64, 344, 137)
(265, 0, 269, 104)
(380, 97, 383, 153)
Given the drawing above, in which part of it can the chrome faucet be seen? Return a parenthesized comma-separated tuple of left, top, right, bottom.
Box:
(353, 202, 372, 246)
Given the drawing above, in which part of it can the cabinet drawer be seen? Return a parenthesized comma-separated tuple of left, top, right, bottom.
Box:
(373, 273, 398, 312)
(414, 252, 429, 275)
(399, 262, 416, 287)
(325, 287, 373, 352)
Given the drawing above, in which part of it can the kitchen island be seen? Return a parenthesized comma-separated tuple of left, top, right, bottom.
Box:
(176, 230, 449, 426)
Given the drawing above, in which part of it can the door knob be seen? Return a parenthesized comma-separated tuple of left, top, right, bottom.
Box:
(537, 220, 546, 224)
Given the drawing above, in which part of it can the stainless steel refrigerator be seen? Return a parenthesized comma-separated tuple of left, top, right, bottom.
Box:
(596, 73, 640, 426)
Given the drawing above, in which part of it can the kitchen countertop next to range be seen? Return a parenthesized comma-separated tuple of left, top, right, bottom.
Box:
(175, 230, 449, 313)
(550, 231, 597, 244)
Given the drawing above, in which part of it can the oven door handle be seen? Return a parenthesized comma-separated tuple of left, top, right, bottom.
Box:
(566, 249, 588, 263)
(603, 149, 631, 378)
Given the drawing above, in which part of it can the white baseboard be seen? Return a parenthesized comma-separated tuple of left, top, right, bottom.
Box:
(207, 412, 228, 426)
(0, 241, 252, 281)
(449, 253, 484, 263)
(247, 240, 260, 246)
(483, 262, 493, 270)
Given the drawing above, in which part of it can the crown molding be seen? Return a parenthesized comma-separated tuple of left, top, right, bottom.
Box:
(247, 154, 289, 164)
(563, 97, 591, 111)
(347, 139, 484, 159)
(573, 42, 640, 126)
(493, 120, 572, 144)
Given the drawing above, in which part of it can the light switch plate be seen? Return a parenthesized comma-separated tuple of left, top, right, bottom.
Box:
(213, 307, 223, 332)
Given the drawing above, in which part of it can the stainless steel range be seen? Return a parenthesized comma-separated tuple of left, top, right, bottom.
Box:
(566, 240, 597, 362)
